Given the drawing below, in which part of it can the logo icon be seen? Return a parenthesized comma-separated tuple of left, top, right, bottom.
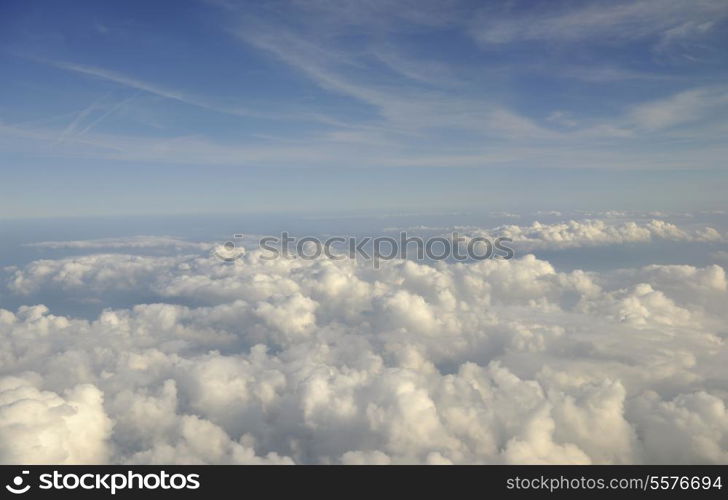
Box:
(6, 471, 30, 494)
(210, 234, 245, 262)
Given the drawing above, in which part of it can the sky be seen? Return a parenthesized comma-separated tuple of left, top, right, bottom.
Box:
(2, 1, 728, 466)
(2, 0, 728, 217)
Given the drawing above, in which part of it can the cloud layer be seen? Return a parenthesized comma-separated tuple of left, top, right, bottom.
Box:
(477, 218, 725, 251)
(2, 232, 727, 464)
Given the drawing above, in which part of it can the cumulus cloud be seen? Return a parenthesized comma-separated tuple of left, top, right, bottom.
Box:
(1, 239, 727, 464)
(0, 375, 112, 464)
(387, 218, 725, 254)
(7, 254, 187, 296)
(468, 218, 725, 251)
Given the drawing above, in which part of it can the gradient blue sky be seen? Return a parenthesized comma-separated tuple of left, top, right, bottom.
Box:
(2, 0, 728, 217)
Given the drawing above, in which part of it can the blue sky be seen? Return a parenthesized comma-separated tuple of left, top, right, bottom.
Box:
(2, 0, 728, 217)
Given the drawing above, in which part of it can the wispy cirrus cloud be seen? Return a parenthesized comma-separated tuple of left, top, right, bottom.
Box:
(629, 86, 728, 130)
(2, 0, 728, 176)
(233, 22, 559, 141)
(39, 58, 347, 127)
(469, 0, 728, 49)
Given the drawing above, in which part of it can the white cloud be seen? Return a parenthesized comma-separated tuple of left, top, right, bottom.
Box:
(1, 239, 727, 464)
(470, 0, 728, 47)
(7, 254, 186, 296)
(0, 375, 112, 464)
(469, 218, 725, 251)
(629, 87, 728, 131)
(26, 236, 209, 251)
(3, 0, 727, 175)
(43, 60, 285, 123)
